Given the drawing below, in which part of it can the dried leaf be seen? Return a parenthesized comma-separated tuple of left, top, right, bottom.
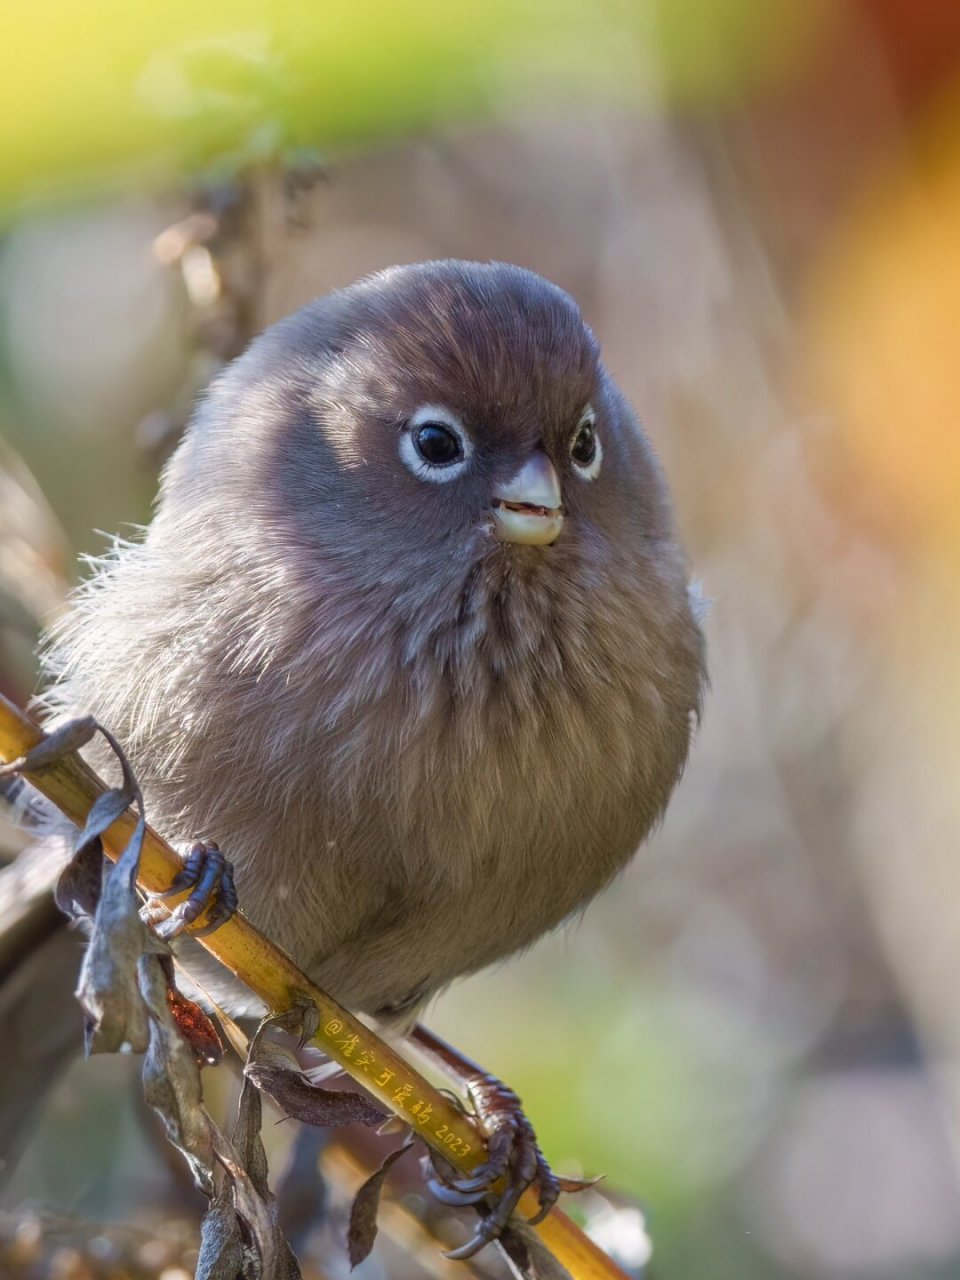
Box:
(235, 1081, 303, 1278)
(267, 996, 320, 1048)
(0, 716, 97, 776)
(139, 951, 217, 1195)
(166, 979, 225, 1066)
(54, 835, 105, 919)
(246, 1059, 386, 1129)
(193, 1027, 304, 1280)
(213, 1126, 302, 1280)
(6, 717, 140, 934)
(140, 986, 299, 1277)
(234, 1075, 271, 1199)
(347, 1136, 414, 1269)
(75, 786, 138, 861)
(76, 816, 149, 1054)
(196, 1181, 249, 1280)
(245, 1027, 386, 1129)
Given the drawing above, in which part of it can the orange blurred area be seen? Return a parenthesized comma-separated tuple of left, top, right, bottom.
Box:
(803, 85, 960, 550)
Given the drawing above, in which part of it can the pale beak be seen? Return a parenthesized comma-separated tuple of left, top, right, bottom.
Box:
(491, 453, 564, 546)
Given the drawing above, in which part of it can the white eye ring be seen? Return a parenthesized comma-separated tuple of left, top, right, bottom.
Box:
(398, 405, 473, 483)
(570, 406, 602, 480)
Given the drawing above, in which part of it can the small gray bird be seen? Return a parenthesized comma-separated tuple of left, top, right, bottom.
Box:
(43, 259, 705, 1236)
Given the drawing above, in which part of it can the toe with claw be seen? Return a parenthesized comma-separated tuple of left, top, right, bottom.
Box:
(428, 1075, 571, 1260)
(145, 840, 238, 939)
(410, 1026, 599, 1258)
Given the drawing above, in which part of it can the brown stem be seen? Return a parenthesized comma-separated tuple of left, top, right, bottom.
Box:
(409, 1024, 489, 1088)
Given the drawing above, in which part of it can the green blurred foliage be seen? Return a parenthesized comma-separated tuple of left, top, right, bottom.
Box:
(0, 0, 832, 210)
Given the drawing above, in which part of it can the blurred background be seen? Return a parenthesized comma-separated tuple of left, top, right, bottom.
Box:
(2, 1, 960, 1277)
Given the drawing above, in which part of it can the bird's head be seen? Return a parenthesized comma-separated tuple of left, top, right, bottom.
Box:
(160, 260, 692, 674)
(299, 258, 607, 553)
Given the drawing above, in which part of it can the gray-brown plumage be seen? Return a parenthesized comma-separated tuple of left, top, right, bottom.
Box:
(43, 259, 705, 1025)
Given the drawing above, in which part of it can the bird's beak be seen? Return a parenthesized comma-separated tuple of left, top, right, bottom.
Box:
(491, 453, 564, 546)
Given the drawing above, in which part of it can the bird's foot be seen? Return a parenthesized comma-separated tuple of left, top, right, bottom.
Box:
(409, 1024, 598, 1256)
(143, 839, 237, 939)
(427, 1075, 575, 1260)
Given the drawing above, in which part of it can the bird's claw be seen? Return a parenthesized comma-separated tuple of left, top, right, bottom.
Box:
(428, 1075, 561, 1259)
(143, 840, 237, 938)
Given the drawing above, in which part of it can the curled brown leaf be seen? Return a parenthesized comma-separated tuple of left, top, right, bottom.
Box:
(347, 1135, 414, 1269)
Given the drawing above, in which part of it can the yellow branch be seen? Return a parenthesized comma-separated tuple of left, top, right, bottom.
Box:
(0, 693, 628, 1280)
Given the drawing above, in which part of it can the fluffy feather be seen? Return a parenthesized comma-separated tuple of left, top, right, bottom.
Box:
(42, 260, 705, 1023)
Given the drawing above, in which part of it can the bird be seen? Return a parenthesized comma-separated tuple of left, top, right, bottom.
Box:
(39, 258, 706, 1246)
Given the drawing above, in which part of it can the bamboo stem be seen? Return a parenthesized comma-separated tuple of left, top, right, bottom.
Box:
(0, 693, 629, 1279)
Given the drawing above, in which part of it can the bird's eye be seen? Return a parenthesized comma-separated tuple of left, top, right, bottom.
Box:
(570, 408, 602, 480)
(414, 422, 463, 466)
(571, 422, 596, 465)
(398, 405, 472, 483)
